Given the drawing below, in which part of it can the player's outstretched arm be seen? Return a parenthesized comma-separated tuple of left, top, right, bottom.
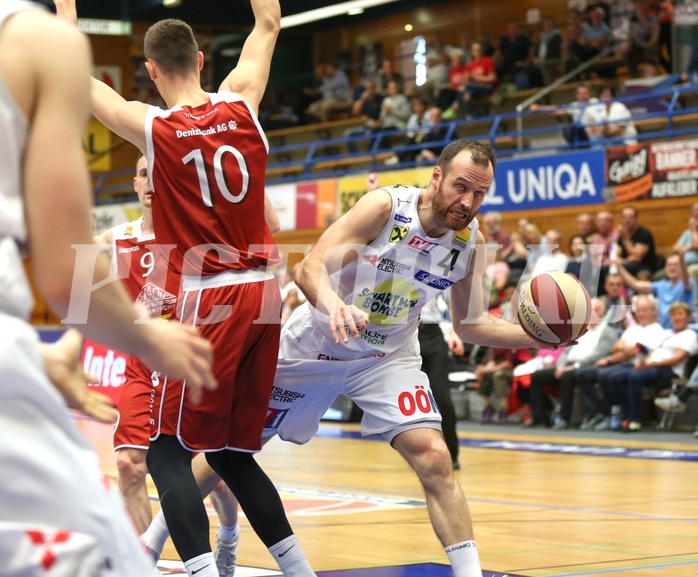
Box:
(218, 0, 281, 114)
(450, 232, 539, 349)
(53, 0, 148, 151)
(21, 12, 216, 403)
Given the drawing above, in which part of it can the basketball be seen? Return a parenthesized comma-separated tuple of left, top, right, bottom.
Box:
(517, 271, 591, 346)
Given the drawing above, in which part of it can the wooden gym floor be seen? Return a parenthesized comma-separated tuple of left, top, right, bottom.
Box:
(77, 418, 698, 577)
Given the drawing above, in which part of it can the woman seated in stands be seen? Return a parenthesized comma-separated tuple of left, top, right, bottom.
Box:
(443, 41, 497, 119)
(607, 301, 698, 432)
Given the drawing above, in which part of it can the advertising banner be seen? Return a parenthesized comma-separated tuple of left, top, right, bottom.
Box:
(80, 339, 127, 406)
(484, 149, 606, 211)
(266, 179, 338, 231)
(606, 139, 698, 202)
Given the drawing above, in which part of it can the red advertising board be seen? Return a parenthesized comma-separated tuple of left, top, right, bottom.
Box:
(81, 339, 127, 405)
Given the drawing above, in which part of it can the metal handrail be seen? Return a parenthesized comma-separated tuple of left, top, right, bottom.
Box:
(515, 46, 617, 149)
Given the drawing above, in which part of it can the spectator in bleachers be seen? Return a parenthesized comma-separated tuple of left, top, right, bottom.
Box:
(443, 41, 496, 119)
(374, 58, 405, 95)
(304, 63, 352, 123)
(584, 0, 612, 25)
(680, 44, 698, 83)
(475, 31, 497, 58)
(456, 31, 474, 65)
(565, 234, 591, 282)
(590, 210, 619, 267)
(413, 107, 449, 163)
(426, 31, 455, 61)
(608, 301, 698, 431)
(495, 21, 537, 90)
(529, 229, 569, 277)
(621, 0, 660, 77)
(530, 82, 602, 147)
(577, 212, 596, 241)
(533, 15, 563, 84)
(576, 295, 663, 430)
(524, 298, 617, 429)
(600, 272, 632, 332)
(586, 85, 638, 145)
(460, 41, 497, 118)
(647, 0, 674, 73)
(386, 97, 430, 164)
(509, 222, 543, 281)
(368, 80, 410, 148)
(563, 9, 588, 68)
(571, 7, 615, 69)
(476, 345, 535, 424)
(482, 211, 514, 263)
(417, 51, 449, 104)
(615, 252, 696, 329)
(344, 79, 384, 152)
(615, 206, 660, 276)
(672, 203, 698, 299)
(436, 51, 469, 114)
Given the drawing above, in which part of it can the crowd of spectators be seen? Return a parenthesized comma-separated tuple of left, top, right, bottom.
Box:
(256, 0, 687, 142)
(468, 203, 698, 437)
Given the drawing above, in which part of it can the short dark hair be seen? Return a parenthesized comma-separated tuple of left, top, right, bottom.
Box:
(144, 19, 199, 77)
(436, 139, 496, 174)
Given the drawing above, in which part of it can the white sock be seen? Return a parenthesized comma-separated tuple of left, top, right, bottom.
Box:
(268, 535, 316, 576)
(184, 553, 218, 577)
(445, 540, 482, 577)
(140, 509, 170, 559)
(216, 522, 239, 544)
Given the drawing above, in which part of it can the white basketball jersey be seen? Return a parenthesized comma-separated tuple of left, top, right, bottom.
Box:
(0, 1, 42, 319)
(309, 185, 479, 354)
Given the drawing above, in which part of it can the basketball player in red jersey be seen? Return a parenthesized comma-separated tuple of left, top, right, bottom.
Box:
(97, 154, 280, 574)
(54, 1, 316, 576)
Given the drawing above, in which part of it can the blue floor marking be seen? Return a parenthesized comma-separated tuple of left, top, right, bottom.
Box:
(315, 427, 698, 462)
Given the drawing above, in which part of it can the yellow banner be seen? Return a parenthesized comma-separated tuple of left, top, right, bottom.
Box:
(337, 167, 433, 216)
(84, 119, 111, 172)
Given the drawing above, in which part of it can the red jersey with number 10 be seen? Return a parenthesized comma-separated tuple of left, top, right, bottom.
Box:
(145, 91, 276, 277)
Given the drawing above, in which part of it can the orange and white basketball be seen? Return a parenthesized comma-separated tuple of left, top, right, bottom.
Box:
(517, 271, 591, 346)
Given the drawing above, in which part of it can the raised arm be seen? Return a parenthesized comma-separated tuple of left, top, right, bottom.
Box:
(19, 12, 215, 402)
(53, 0, 148, 150)
(615, 261, 651, 294)
(218, 0, 281, 114)
(295, 189, 392, 343)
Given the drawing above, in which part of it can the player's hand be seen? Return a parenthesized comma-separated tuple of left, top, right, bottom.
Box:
(329, 303, 368, 344)
(366, 172, 380, 190)
(41, 329, 117, 424)
(140, 321, 217, 405)
(448, 333, 465, 356)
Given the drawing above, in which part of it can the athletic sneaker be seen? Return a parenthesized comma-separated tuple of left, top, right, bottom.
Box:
(580, 414, 605, 430)
(654, 394, 687, 413)
(552, 416, 568, 430)
(625, 420, 641, 432)
(481, 406, 496, 424)
(594, 417, 611, 431)
(214, 532, 239, 577)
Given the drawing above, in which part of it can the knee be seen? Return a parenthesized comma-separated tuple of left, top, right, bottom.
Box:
(117, 449, 148, 485)
(398, 432, 453, 489)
